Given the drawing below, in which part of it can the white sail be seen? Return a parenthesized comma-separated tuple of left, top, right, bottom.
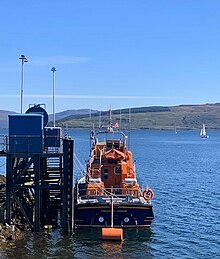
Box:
(200, 128, 203, 136)
(200, 124, 208, 138)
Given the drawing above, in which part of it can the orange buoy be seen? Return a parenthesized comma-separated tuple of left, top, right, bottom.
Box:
(101, 228, 123, 241)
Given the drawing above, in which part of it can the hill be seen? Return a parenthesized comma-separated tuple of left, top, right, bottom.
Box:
(48, 109, 98, 121)
(56, 103, 220, 130)
(0, 110, 17, 129)
(0, 109, 98, 129)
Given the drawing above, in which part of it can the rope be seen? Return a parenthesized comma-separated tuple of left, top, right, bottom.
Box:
(74, 153, 86, 181)
(0, 163, 6, 168)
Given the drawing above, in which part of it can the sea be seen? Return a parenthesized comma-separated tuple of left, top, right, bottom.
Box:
(0, 129, 219, 258)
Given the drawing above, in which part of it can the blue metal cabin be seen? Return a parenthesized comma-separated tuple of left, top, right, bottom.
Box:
(9, 114, 44, 153)
(44, 127, 61, 147)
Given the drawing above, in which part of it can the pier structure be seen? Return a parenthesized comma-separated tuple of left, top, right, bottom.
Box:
(3, 105, 74, 232)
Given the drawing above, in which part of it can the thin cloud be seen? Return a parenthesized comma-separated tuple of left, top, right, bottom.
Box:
(0, 95, 18, 98)
(30, 56, 91, 66)
(0, 94, 180, 100)
(52, 95, 175, 100)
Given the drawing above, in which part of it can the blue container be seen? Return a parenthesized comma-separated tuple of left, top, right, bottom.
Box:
(44, 127, 61, 147)
(9, 114, 44, 153)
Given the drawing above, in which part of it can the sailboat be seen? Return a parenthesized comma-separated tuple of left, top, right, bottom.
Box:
(174, 126, 177, 134)
(200, 124, 209, 138)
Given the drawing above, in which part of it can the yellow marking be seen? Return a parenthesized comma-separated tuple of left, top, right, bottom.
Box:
(78, 206, 109, 210)
(78, 206, 151, 210)
(101, 210, 128, 213)
(119, 206, 151, 210)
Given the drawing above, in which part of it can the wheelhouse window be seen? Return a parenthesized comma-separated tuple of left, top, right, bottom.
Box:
(102, 168, 109, 180)
(114, 165, 121, 174)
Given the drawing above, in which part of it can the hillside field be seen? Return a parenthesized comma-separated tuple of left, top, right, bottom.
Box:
(55, 103, 220, 130)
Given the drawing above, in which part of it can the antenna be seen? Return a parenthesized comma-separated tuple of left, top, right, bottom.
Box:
(89, 109, 94, 130)
(99, 110, 102, 128)
(129, 108, 131, 126)
(51, 66, 56, 127)
(109, 105, 112, 129)
(128, 108, 131, 147)
(119, 109, 122, 128)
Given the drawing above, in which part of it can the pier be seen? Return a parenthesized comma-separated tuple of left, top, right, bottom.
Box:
(0, 105, 74, 232)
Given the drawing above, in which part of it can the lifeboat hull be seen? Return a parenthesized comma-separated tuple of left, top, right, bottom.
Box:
(74, 203, 154, 228)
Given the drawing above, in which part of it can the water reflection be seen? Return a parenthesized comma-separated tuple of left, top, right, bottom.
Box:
(2, 227, 155, 258)
(101, 241, 123, 259)
(74, 228, 154, 258)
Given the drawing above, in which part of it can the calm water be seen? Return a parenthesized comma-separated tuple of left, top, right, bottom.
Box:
(0, 129, 219, 258)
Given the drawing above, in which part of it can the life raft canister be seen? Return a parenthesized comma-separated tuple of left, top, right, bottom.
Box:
(143, 188, 154, 201)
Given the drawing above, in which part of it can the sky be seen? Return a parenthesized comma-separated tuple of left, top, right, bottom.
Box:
(1, 1, 220, 114)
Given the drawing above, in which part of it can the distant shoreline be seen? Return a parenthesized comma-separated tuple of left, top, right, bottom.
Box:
(2, 103, 220, 130)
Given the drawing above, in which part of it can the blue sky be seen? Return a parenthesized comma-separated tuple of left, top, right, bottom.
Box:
(1, 1, 220, 113)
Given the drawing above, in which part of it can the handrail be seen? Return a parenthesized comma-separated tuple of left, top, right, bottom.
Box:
(1, 134, 64, 154)
(0, 135, 8, 152)
(78, 187, 143, 199)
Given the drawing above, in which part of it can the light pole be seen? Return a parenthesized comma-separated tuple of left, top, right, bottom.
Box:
(51, 67, 56, 127)
(19, 54, 28, 113)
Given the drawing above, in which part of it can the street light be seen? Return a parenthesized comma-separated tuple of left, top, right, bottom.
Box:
(19, 54, 28, 113)
(51, 67, 56, 127)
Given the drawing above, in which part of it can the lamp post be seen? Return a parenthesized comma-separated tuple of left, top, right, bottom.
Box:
(51, 67, 56, 127)
(19, 54, 28, 113)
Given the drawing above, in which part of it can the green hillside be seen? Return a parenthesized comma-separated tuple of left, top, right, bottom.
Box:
(55, 103, 220, 130)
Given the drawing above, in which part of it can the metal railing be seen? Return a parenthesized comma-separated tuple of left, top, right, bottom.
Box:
(0, 134, 65, 154)
(0, 135, 8, 153)
(77, 186, 143, 199)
